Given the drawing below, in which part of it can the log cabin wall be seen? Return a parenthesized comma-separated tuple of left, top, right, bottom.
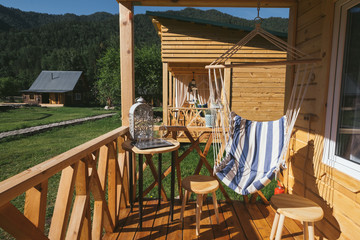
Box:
(152, 16, 287, 121)
(285, 0, 360, 239)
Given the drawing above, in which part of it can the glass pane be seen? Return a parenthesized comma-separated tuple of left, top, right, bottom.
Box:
(336, 3, 360, 164)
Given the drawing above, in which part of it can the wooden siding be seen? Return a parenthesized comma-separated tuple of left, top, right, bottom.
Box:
(154, 17, 287, 122)
(158, 18, 286, 65)
(231, 65, 286, 121)
(283, 0, 360, 239)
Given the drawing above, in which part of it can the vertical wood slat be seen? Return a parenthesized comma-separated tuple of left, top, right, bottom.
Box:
(108, 141, 118, 226)
(163, 62, 169, 125)
(120, 1, 135, 126)
(66, 159, 89, 240)
(49, 163, 79, 240)
(92, 144, 110, 240)
(80, 195, 92, 240)
(0, 203, 48, 240)
(118, 136, 129, 208)
(89, 160, 115, 233)
(24, 180, 48, 232)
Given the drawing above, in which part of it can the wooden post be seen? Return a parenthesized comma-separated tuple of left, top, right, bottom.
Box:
(169, 71, 173, 108)
(285, 3, 298, 114)
(163, 62, 169, 125)
(119, 1, 134, 126)
(224, 60, 231, 107)
(283, 2, 298, 191)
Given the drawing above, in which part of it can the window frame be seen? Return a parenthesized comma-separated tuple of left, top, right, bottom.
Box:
(75, 93, 81, 101)
(323, 0, 360, 180)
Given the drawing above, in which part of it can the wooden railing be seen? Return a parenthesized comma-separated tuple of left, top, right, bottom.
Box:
(0, 126, 130, 239)
(168, 107, 211, 127)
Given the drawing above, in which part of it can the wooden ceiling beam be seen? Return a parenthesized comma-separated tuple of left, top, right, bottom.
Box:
(119, 0, 296, 8)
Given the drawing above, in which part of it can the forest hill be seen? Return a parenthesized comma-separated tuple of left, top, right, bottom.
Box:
(0, 5, 288, 106)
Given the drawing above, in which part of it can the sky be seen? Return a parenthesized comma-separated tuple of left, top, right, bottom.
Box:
(1, 0, 289, 19)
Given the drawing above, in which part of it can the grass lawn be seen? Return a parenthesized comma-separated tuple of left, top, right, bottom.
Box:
(0, 106, 116, 132)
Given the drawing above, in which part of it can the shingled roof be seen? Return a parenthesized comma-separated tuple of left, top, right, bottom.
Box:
(23, 71, 82, 93)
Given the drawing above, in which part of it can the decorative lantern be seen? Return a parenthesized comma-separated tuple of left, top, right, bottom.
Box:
(129, 97, 154, 141)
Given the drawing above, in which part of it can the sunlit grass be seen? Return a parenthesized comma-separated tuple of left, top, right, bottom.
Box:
(0, 106, 116, 132)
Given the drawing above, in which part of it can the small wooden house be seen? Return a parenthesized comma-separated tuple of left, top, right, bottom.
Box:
(22, 71, 87, 106)
(148, 11, 288, 126)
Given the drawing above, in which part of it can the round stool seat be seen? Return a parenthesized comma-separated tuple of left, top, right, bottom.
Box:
(182, 175, 219, 195)
(271, 194, 323, 222)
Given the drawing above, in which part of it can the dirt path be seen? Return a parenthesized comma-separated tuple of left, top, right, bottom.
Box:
(0, 113, 116, 140)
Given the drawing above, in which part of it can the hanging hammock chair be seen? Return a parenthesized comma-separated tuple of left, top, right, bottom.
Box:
(206, 23, 320, 196)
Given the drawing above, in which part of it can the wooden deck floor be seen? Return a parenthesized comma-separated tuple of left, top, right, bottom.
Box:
(103, 198, 306, 240)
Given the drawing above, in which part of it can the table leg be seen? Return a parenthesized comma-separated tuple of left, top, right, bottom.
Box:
(170, 150, 175, 221)
(139, 154, 143, 229)
(158, 153, 162, 206)
(129, 151, 133, 212)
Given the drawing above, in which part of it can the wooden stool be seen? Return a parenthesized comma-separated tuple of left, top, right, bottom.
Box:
(270, 194, 324, 240)
(180, 175, 219, 236)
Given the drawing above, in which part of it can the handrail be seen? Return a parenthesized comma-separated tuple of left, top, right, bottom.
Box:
(0, 126, 130, 239)
(0, 126, 129, 207)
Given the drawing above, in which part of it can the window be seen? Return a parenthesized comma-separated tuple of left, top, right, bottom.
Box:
(324, 0, 360, 180)
(75, 93, 81, 101)
(29, 94, 34, 100)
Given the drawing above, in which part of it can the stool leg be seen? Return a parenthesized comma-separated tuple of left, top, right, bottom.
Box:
(275, 214, 285, 240)
(308, 222, 315, 240)
(270, 212, 280, 240)
(211, 191, 219, 224)
(180, 189, 187, 221)
(196, 195, 202, 236)
(303, 222, 308, 240)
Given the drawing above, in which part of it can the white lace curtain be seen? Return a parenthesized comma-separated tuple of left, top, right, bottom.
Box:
(174, 74, 210, 107)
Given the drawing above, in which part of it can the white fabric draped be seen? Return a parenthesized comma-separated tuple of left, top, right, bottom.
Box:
(174, 74, 210, 107)
(174, 75, 190, 107)
(196, 75, 210, 105)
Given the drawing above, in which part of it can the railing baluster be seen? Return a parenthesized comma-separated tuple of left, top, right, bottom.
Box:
(0, 126, 130, 239)
(66, 158, 90, 239)
(0, 202, 48, 240)
(24, 180, 48, 232)
(117, 135, 129, 209)
(49, 163, 79, 240)
(108, 141, 117, 226)
(89, 158, 114, 237)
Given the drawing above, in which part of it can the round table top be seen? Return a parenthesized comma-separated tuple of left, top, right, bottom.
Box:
(122, 139, 180, 155)
(270, 194, 324, 222)
(182, 175, 219, 194)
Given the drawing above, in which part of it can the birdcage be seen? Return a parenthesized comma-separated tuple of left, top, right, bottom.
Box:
(129, 97, 154, 141)
(129, 97, 174, 150)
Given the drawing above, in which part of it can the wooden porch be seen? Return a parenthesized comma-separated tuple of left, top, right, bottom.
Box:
(104, 199, 305, 240)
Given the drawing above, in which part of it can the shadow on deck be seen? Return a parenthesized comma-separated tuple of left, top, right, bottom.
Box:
(104, 199, 305, 240)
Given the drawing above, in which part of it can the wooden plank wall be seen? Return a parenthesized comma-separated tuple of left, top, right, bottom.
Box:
(231, 65, 286, 121)
(285, 0, 360, 239)
(157, 17, 287, 120)
(159, 18, 286, 64)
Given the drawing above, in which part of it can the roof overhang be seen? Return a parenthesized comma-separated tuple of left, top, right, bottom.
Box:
(21, 90, 72, 93)
(117, 0, 296, 8)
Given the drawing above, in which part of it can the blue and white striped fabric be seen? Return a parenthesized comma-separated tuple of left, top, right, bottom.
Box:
(214, 114, 286, 195)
